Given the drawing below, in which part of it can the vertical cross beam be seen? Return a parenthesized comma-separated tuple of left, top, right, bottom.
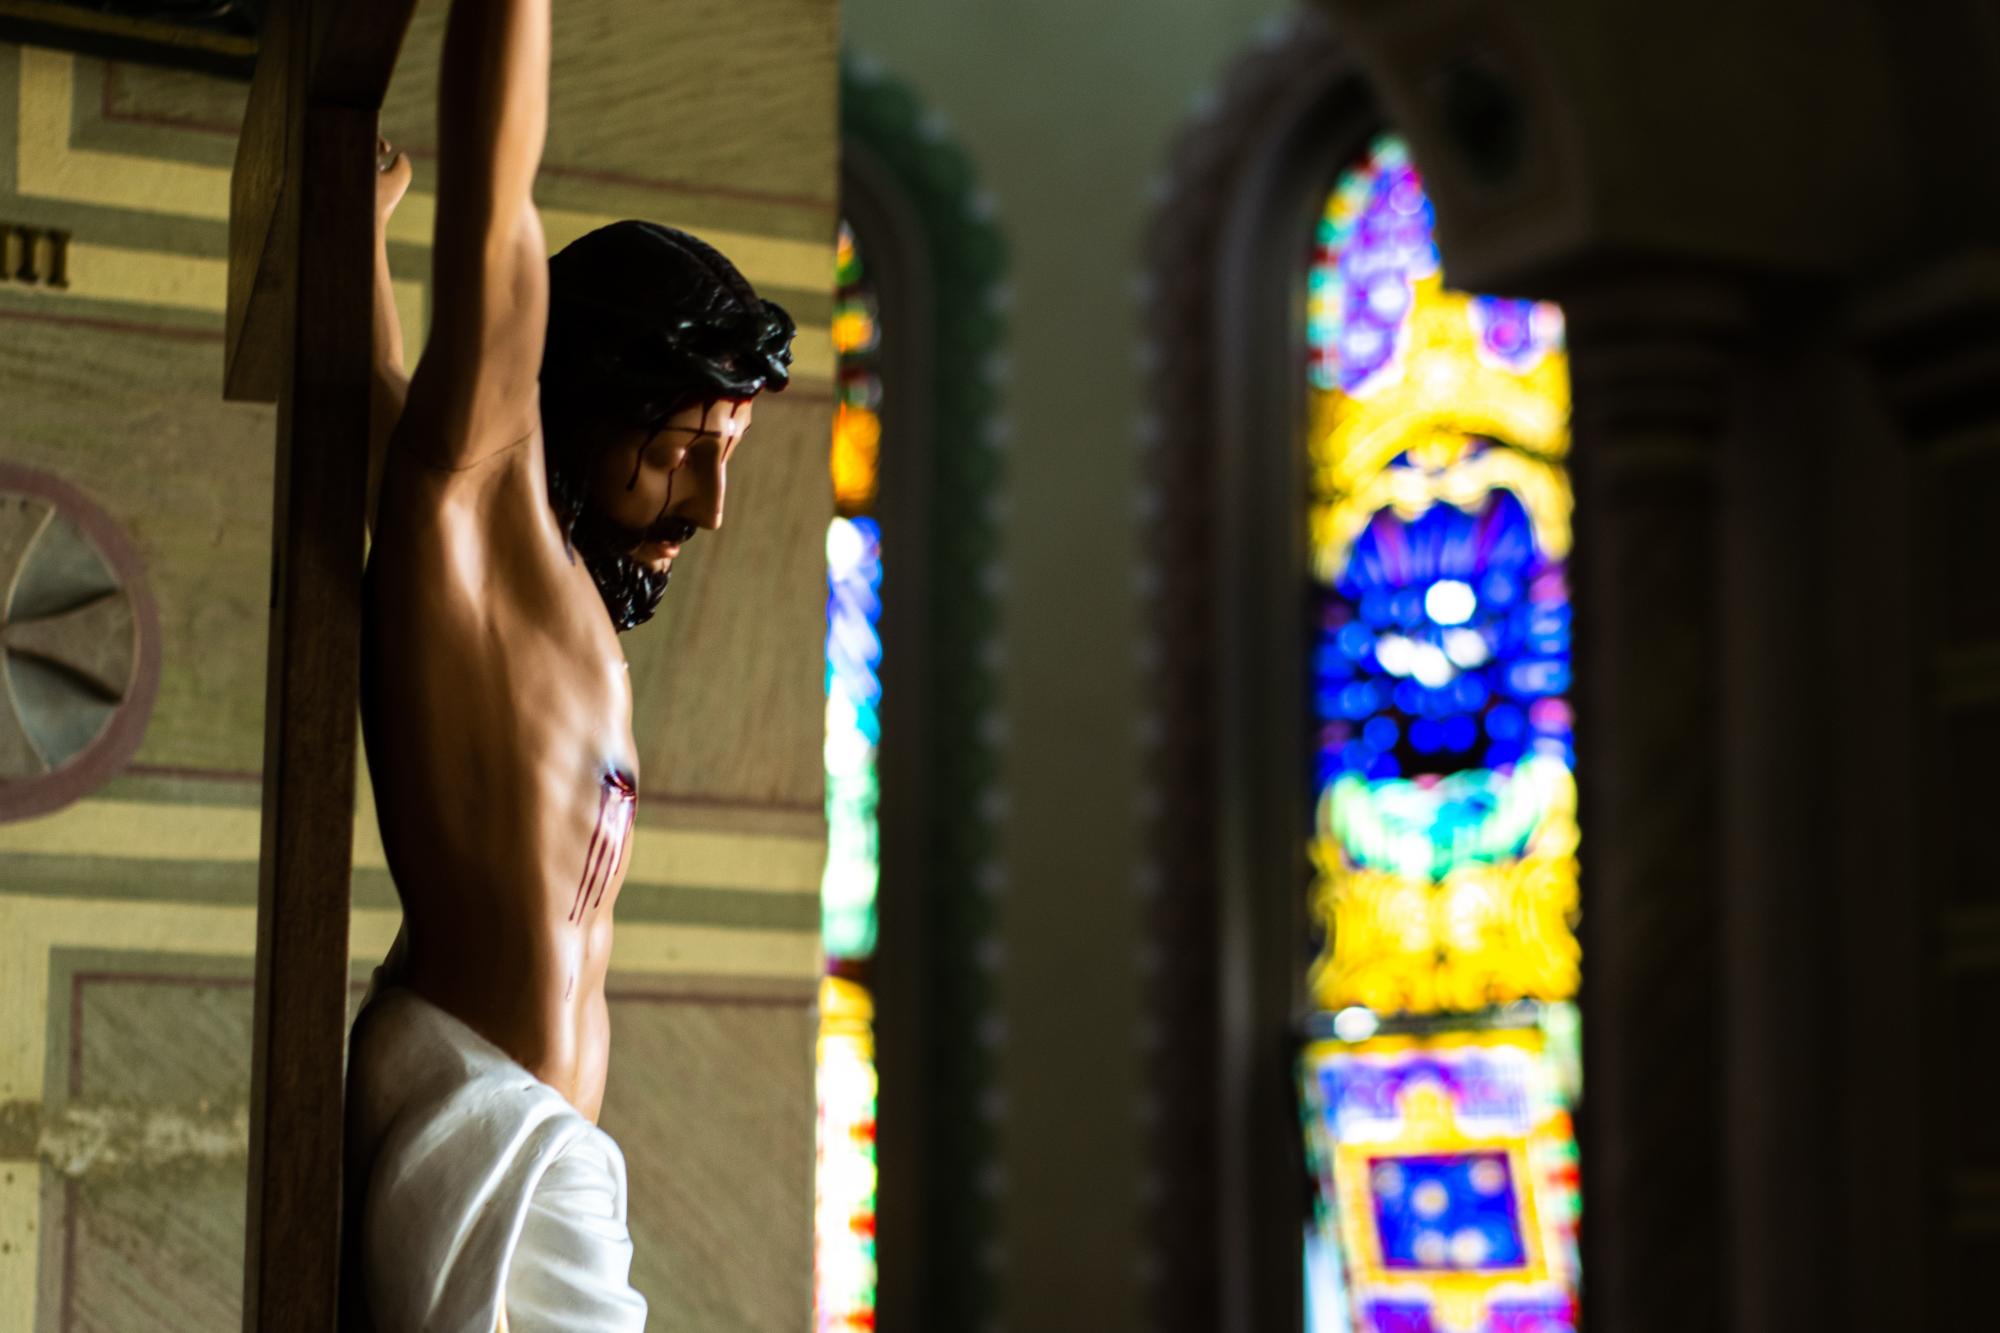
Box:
(230, 0, 413, 1326)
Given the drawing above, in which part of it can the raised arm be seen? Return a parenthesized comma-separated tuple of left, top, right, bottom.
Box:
(368, 138, 413, 529)
(398, 0, 551, 469)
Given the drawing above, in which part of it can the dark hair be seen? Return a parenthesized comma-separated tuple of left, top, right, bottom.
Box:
(538, 221, 795, 631)
(540, 220, 795, 542)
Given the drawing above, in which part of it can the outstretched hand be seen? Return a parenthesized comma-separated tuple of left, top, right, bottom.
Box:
(371, 133, 414, 523)
(377, 136, 413, 225)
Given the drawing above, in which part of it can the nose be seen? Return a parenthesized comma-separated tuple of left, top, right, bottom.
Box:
(672, 452, 726, 531)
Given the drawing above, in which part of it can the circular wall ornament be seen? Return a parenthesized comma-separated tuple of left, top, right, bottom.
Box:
(0, 463, 160, 823)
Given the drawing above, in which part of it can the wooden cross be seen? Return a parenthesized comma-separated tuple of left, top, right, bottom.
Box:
(225, 0, 416, 1326)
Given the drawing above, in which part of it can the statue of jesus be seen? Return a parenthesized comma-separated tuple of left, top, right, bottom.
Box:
(339, 0, 795, 1325)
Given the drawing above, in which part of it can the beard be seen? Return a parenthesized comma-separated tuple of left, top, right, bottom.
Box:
(569, 505, 698, 633)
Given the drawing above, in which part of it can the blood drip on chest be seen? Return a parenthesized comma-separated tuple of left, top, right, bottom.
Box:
(569, 771, 636, 923)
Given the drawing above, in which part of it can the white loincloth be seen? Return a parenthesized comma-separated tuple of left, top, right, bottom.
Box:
(346, 986, 649, 1332)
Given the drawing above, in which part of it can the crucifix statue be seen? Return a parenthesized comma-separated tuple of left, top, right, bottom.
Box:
(230, 0, 794, 1325)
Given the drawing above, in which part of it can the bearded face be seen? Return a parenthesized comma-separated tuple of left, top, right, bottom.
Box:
(539, 222, 792, 632)
(551, 398, 755, 634)
(567, 504, 696, 633)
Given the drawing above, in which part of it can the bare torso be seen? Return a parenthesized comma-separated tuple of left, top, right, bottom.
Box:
(354, 0, 763, 1132)
(362, 427, 634, 1121)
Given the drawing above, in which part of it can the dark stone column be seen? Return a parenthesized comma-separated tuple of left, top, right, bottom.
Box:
(1850, 254, 2000, 1333)
(1562, 272, 1751, 1333)
(1714, 302, 1910, 1333)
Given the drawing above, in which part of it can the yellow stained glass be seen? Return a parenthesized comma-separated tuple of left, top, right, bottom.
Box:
(831, 402, 882, 511)
(1304, 135, 1578, 1018)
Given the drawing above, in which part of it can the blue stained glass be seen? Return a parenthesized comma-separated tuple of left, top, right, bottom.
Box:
(1338, 681, 1381, 720)
(1481, 570, 1519, 606)
(1368, 1152, 1527, 1271)
(1363, 717, 1400, 752)
(1505, 660, 1568, 699)
(1303, 138, 1579, 1333)
(1312, 481, 1571, 775)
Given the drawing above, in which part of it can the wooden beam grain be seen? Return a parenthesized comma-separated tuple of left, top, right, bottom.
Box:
(226, 0, 414, 404)
(237, 0, 409, 1325)
(223, 0, 296, 404)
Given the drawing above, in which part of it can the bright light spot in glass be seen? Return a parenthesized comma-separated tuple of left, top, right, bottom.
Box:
(1333, 1006, 1381, 1043)
(1443, 627, 1490, 669)
(1450, 1228, 1491, 1268)
(1410, 642, 1455, 689)
(815, 977, 877, 1331)
(1375, 635, 1416, 677)
(1411, 1180, 1450, 1219)
(827, 517, 866, 572)
(1425, 579, 1476, 626)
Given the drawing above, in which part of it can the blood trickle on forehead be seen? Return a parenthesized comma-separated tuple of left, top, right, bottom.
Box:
(623, 398, 751, 490)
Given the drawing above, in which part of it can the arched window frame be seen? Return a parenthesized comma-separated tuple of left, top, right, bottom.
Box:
(1133, 14, 1536, 1331)
(835, 56, 1011, 1333)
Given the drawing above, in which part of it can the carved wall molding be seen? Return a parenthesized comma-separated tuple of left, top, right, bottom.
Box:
(0, 0, 257, 78)
(0, 461, 160, 822)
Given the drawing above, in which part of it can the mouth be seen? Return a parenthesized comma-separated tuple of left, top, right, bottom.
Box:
(637, 540, 680, 568)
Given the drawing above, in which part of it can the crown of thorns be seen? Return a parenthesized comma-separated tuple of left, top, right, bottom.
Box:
(550, 296, 795, 412)
(544, 221, 795, 416)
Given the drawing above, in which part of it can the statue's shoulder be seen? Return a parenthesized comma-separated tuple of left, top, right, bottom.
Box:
(371, 429, 562, 575)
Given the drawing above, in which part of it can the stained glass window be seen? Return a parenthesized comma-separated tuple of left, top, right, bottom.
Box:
(817, 219, 882, 1332)
(1299, 136, 1582, 1333)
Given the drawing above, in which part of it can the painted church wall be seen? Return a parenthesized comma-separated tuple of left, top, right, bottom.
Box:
(0, 2, 835, 1326)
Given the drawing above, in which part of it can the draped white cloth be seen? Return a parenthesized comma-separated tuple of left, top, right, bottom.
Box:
(346, 986, 649, 1332)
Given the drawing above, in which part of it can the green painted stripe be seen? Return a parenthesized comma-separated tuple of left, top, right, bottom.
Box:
(0, 208, 826, 340)
(0, 854, 819, 931)
(616, 882, 821, 930)
(0, 279, 222, 333)
(98, 772, 262, 808)
(0, 853, 253, 904)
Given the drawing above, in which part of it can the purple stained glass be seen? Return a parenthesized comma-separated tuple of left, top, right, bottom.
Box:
(1320, 151, 1437, 396)
(1469, 297, 1550, 371)
(1489, 1302, 1579, 1333)
(1365, 1303, 1439, 1333)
